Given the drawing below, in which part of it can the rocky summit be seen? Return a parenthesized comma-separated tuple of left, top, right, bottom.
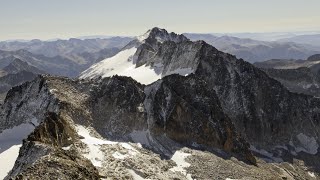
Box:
(0, 28, 319, 179)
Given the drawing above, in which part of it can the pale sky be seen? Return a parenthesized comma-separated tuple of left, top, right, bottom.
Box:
(0, 0, 319, 40)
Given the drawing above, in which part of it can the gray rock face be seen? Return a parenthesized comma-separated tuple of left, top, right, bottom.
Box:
(0, 76, 59, 132)
(191, 42, 320, 150)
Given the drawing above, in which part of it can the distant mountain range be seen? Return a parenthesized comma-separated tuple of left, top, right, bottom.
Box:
(0, 37, 132, 57)
(0, 44, 124, 77)
(0, 59, 44, 102)
(278, 34, 320, 47)
(184, 33, 320, 62)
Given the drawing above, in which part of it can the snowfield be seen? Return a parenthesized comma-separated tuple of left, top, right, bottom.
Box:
(80, 47, 161, 85)
(0, 122, 36, 179)
(169, 151, 193, 180)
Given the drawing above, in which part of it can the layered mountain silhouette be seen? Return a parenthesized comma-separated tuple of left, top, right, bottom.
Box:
(184, 33, 320, 62)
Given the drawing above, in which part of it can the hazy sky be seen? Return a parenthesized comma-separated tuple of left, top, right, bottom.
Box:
(0, 0, 319, 40)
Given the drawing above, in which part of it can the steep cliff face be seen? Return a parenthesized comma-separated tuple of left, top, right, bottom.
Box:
(193, 42, 320, 152)
(145, 74, 254, 163)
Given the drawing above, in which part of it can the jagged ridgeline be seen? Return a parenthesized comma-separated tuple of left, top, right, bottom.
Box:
(0, 28, 319, 179)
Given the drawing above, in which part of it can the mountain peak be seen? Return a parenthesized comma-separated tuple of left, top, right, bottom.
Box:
(136, 27, 188, 43)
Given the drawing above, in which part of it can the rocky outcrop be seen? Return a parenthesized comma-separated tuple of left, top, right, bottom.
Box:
(6, 112, 100, 179)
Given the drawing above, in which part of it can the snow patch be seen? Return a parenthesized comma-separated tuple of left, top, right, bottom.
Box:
(165, 68, 194, 77)
(76, 125, 139, 167)
(0, 123, 36, 179)
(62, 145, 72, 151)
(49, 89, 58, 94)
(76, 125, 117, 167)
(0, 145, 22, 179)
(128, 169, 146, 180)
(169, 151, 193, 180)
(112, 152, 128, 159)
(308, 171, 316, 178)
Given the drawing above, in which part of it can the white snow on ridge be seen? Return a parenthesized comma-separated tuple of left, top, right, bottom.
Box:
(80, 47, 161, 85)
(0, 123, 37, 179)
